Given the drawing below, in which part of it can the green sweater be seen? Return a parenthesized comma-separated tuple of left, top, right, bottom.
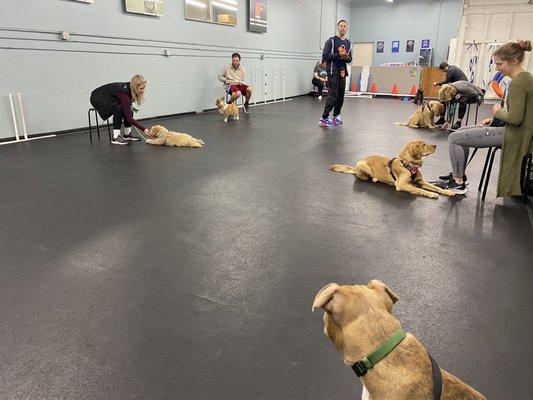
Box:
(494, 71, 533, 197)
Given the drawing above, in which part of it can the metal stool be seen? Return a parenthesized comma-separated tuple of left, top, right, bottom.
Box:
(224, 85, 244, 106)
(478, 148, 532, 201)
(446, 102, 479, 127)
(88, 108, 112, 143)
(478, 147, 501, 201)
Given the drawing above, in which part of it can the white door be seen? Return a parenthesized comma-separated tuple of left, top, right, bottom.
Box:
(352, 42, 374, 66)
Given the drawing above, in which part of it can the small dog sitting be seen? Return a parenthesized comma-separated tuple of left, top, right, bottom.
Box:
(413, 87, 424, 105)
(330, 139, 455, 199)
(215, 97, 239, 122)
(145, 125, 204, 148)
(396, 101, 445, 129)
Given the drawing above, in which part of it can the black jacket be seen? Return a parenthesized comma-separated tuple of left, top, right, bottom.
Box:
(438, 66, 468, 86)
(90, 82, 131, 120)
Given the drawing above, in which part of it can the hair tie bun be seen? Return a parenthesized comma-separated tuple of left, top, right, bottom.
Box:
(518, 40, 532, 52)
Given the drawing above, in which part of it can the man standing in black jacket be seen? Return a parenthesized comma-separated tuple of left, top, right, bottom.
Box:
(319, 20, 353, 128)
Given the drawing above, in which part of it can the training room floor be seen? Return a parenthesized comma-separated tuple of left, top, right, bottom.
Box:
(1, 97, 531, 399)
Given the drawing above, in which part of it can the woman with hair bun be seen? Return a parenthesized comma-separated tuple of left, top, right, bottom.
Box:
(437, 40, 533, 197)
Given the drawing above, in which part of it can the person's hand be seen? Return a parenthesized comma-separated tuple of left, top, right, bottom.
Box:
(433, 82, 438, 87)
(478, 118, 493, 127)
(492, 104, 502, 114)
(442, 121, 450, 130)
(144, 128, 150, 136)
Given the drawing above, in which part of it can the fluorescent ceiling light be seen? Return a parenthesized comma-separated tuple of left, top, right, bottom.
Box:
(386, 0, 394, 3)
(211, 1, 237, 11)
(186, 0, 207, 8)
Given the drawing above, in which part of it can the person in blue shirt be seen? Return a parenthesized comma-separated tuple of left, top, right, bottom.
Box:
(319, 20, 353, 127)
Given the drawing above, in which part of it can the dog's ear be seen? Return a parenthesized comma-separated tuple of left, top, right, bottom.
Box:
(408, 141, 423, 160)
(367, 280, 399, 308)
(312, 283, 342, 312)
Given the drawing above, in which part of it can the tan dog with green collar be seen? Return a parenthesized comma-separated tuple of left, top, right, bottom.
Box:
(312, 281, 486, 400)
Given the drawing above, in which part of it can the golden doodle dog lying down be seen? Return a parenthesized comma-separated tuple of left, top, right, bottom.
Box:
(396, 101, 445, 129)
(312, 281, 487, 400)
(330, 140, 454, 199)
(145, 125, 205, 148)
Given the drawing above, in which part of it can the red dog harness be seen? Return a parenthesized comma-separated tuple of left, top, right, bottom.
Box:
(388, 158, 419, 181)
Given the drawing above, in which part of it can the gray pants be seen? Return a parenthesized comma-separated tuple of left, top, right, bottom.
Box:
(448, 125, 505, 177)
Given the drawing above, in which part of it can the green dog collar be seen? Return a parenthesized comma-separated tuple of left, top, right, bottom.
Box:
(352, 328, 407, 377)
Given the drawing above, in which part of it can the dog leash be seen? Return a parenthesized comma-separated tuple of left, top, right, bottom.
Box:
(429, 353, 443, 400)
(351, 328, 442, 400)
(133, 126, 150, 141)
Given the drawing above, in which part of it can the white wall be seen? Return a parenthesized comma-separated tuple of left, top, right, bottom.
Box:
(454, 0, 533, 97)
(350, 0, 463, 66)
(0, 0, 349, 139)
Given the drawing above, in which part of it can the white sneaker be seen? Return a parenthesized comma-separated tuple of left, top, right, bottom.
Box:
(317, 95, 322, 100)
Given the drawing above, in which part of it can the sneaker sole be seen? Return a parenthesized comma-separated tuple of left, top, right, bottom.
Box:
(451, 188, 468, 195)
(111, 141, 129, 145)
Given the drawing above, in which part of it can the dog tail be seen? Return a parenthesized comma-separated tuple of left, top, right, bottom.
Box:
(330, 164, 356, 174)
(395, 121, 408, 126)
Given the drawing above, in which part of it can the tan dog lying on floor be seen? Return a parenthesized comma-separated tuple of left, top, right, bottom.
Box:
(396, 101, 445, 129)
(312, 281, 487, 400)
(215, 97, 239, 122)
(330, 140, 455, 199)
(145, 125, 204, 148)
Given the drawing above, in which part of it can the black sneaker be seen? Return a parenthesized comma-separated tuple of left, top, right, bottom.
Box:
(451, 121, 462, 130)
(437, 172, 468, 183)
(123, 132, 141, 141)
(111, 136, 130, 145)
(438, 172, 453, 181)
(447, 180, 468, 194)
(243, 103, 250, 113)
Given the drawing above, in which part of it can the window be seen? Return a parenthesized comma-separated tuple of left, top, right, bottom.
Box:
(185, 0, 238, 26)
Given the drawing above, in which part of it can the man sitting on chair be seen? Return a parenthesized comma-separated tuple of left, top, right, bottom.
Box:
(218, 52, 252, 113)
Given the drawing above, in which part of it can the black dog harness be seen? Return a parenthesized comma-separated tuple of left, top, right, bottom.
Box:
(351, 329, 442, 400)
(387, 158, 419, 182)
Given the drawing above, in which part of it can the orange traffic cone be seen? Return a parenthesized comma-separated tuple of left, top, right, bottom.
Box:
(410, 85, 417, 95)
(391, 84, 398, 94)
(351, 82, 358, 92)
(371, 83, 377, 93)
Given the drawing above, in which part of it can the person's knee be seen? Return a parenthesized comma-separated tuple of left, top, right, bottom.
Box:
(448, 131, 463, 145)
(246, 87, 252, 95)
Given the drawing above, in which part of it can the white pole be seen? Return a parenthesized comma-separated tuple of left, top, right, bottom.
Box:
(264, 64, 268, 104)
(252, 66, 258, 105)
(17, 93, 28, 140)
(8, 93, 20, 142)
(281, 65, 287, 101)
(272, 66, 276, 102)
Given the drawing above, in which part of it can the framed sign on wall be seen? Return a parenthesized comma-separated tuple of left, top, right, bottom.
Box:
(125, 0, 164, 17)
(248, 0, 267, 33)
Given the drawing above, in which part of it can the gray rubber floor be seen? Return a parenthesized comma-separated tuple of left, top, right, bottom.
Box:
(0, 97, 531, 400)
